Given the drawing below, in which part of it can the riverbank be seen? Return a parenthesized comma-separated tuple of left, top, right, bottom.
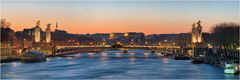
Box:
(1, 56, 20, 63)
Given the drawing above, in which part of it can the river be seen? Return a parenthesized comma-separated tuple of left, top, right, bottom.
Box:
(1, 50, 239, 79)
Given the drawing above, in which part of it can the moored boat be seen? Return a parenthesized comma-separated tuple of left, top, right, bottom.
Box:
(224, 63, 239, 74)
(20, 51, 46, 62)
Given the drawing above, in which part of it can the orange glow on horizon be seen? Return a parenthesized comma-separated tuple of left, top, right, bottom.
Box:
(6, 19, 216, 35)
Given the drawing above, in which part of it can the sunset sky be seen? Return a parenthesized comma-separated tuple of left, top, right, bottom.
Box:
(1, 0, 239, 34)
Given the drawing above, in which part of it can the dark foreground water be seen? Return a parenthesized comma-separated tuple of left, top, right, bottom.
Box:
(1, 50, 239, 79)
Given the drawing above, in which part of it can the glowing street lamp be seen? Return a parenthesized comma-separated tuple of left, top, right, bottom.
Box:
(117, 41, 121, 45)
(102, 42, 106, 46)
(164, 40, 167, 42)
(145, 42, 148, 45)
(172, 42, 176, 45)
(130, 42, 134, 45)
(124, 33, 128, 37)
(207, 44, 213, 48)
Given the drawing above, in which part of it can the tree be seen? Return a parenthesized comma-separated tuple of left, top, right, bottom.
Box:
(1, 28, 15, 42)
(211, 22, 239, 49)
(1, 27, 15, 47)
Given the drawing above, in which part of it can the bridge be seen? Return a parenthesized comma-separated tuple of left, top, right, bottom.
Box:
(48, 45, 239, 63)
(50, 45, 184, 56)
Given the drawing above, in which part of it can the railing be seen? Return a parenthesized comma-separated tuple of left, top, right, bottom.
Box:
(56, 45, 181, 49)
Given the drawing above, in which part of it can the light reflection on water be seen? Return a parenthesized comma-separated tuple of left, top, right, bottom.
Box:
(11, 62, 21, 68)
(162, 57, 169, 64)
(56, 57, 62, 59)
(46, 58, 51, 61)
(101, 53, 108, 57)
(1, 50, 239, 79)
(115, 53, 122, 58)
(3, 72, 16, 78)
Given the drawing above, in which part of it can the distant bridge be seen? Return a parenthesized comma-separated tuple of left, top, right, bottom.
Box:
(51, 45, 184, 56)
(56, 45, 181, 49)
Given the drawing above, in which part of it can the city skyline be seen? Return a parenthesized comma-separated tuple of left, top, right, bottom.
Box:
(1, 0, 239, 34)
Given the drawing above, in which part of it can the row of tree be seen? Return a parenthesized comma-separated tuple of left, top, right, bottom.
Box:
(210, 22, 239, 49)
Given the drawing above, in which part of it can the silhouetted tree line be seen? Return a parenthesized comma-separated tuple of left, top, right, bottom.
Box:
(1, 27, 15, 43)
(211, 22, 239, 49)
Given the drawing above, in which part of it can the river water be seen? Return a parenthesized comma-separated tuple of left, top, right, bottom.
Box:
(1, 50, 239, 79)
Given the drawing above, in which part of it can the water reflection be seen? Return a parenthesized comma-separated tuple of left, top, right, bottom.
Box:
(224, 74, 239, 79)
(46, 58, 51, 61)
(66, 56, 73, 59)
(88, 53, 95, 58)
(100, 56, 108, 63)
(67, 61, 75, 65)
(3, 72, 16, 78)
(129, 53, 135, 57)
(144, 53, 149, 58)
(116, 53, 122, 58)
(100, 53, 108, 62)
(162, 57, 169, 64)
(1, 50, 239, 79)
(75, 53, 82, 58)
(129, 56, 136, 64)
(11, 62, 21, 68)
(56, 57, 62, 59)
(101, 53, 108, 57)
